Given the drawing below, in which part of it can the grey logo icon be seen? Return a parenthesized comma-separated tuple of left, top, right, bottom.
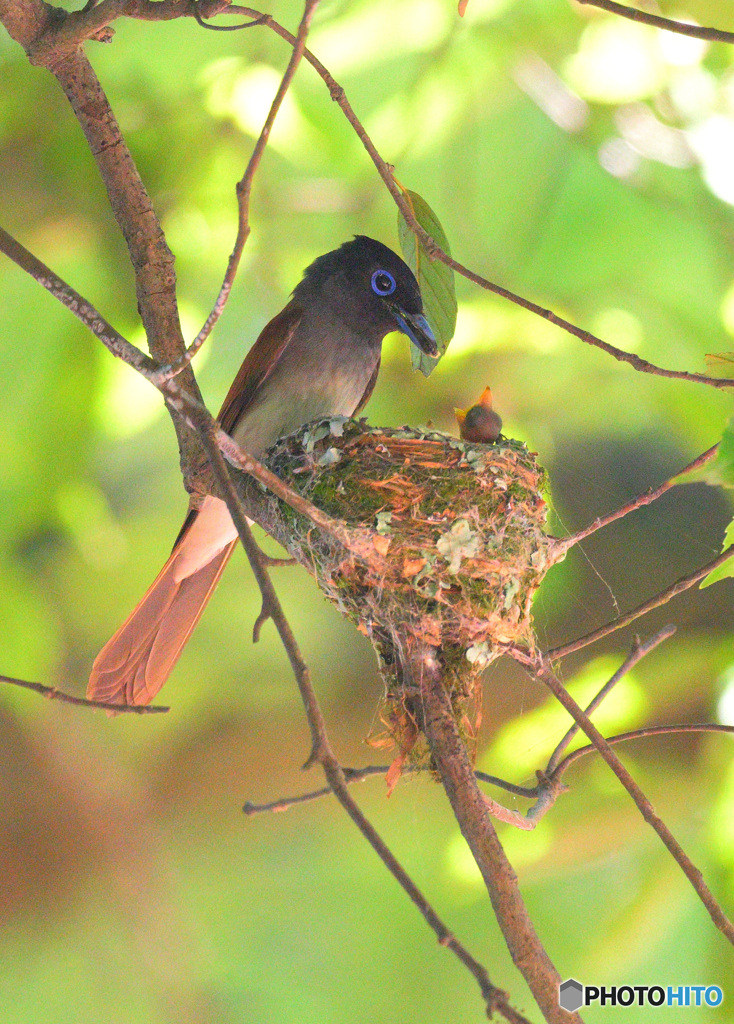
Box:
(559, 979, 584, 1012)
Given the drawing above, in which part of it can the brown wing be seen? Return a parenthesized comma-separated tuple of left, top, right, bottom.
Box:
(169, 303, 302, 555)
(354, 354, 381, 415)
(218, 299, 303, 435)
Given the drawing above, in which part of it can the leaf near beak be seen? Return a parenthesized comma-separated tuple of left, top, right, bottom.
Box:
(397, 186, 458, 377)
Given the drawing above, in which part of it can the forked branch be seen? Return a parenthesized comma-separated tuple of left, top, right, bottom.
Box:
(188, 0, 320, 356)
(513, 651, 734, 946)
(203, 5, 734, 391)
(546, 625, 677, 773)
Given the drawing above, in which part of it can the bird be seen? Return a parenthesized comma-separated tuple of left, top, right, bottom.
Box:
(88, 236, 437, 708)
(455, 386, 502, 444)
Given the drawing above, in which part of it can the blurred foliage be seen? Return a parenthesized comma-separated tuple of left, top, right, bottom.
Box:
(2, 0, 734, 1020)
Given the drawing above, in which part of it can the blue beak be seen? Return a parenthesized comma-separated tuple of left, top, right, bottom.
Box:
(389, 307, 438, 357)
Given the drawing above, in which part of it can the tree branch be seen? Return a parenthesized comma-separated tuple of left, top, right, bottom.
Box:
(0, 225, 161, 381)
(198, 6, 734, 391)
(553, 722, 734, 777)
(189, 0, 320, 358)
(546, 625, 676, 773)
(244, 720, 734, 818)
(547, 545, 734, 661)
(0, 673, 169, 713)
(558, 444, 719, 552)
(405, 642, 581, 1024)
(574, 0, 734, 45)
(29, 0, 734, 392)
(517, 652, 734, 946)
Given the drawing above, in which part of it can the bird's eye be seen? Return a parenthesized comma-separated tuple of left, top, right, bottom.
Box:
(371, 269, 396, 296)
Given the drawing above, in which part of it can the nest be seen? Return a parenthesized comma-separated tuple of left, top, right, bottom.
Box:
(261, 418, 561, 765)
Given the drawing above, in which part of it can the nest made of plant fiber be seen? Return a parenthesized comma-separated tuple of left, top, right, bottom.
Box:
(263, 418, 559, 666)
(261, 418, 562, 767)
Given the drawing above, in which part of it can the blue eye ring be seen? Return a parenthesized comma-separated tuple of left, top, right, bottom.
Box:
(371, 269, 396, 296)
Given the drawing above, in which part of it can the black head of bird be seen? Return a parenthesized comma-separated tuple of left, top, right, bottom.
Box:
(455, 386, 502, 444)
(295, 235, 438, 356)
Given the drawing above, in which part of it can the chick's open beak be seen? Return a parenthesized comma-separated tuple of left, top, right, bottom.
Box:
(388, 305, 438, 357)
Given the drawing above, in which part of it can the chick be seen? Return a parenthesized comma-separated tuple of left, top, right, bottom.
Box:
(455, 386, 502, 443)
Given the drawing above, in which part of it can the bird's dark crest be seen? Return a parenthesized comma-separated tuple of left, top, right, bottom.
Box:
(295, 235, 422, 314)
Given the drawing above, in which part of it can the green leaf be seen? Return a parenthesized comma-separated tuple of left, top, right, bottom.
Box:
(397, 187, 457, 376)
(701, 517, 734, 588)
(674, 417, 734, 488)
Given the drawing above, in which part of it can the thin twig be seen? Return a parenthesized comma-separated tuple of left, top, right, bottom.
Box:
(559, 444, 719, 551)
(242, 765, 540, 815)
(193, 4, 267, 32)
(0, 225, 159, 381)
(523, 653, 734, 946)
(243, 765, 388, 814)
(546, 625, 676, 773)
(548, 545, 734, 661)
(0, 674, 169, 713)
(554, 722, 734, 777)
(474, 771, 538, 799)
(244, 787, 333, 814)
(575, 0, 734, 45)
(244, 717, 734, 816)
(243, 764, 541, 815)
(189, 0, 320, 358)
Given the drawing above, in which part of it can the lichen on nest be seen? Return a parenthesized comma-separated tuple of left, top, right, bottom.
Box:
(260, 417, 562, 762)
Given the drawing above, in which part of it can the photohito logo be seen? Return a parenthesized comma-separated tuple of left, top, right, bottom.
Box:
(559, 978, 724, 1012)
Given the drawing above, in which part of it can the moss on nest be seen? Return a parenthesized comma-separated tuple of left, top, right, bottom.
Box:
(262, 417, 562, 762)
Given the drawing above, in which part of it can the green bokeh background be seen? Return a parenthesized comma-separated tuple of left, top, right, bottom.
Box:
(2, 1, 734, 1020)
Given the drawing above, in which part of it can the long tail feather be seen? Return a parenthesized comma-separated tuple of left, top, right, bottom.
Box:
(88, 497, 237, 707)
